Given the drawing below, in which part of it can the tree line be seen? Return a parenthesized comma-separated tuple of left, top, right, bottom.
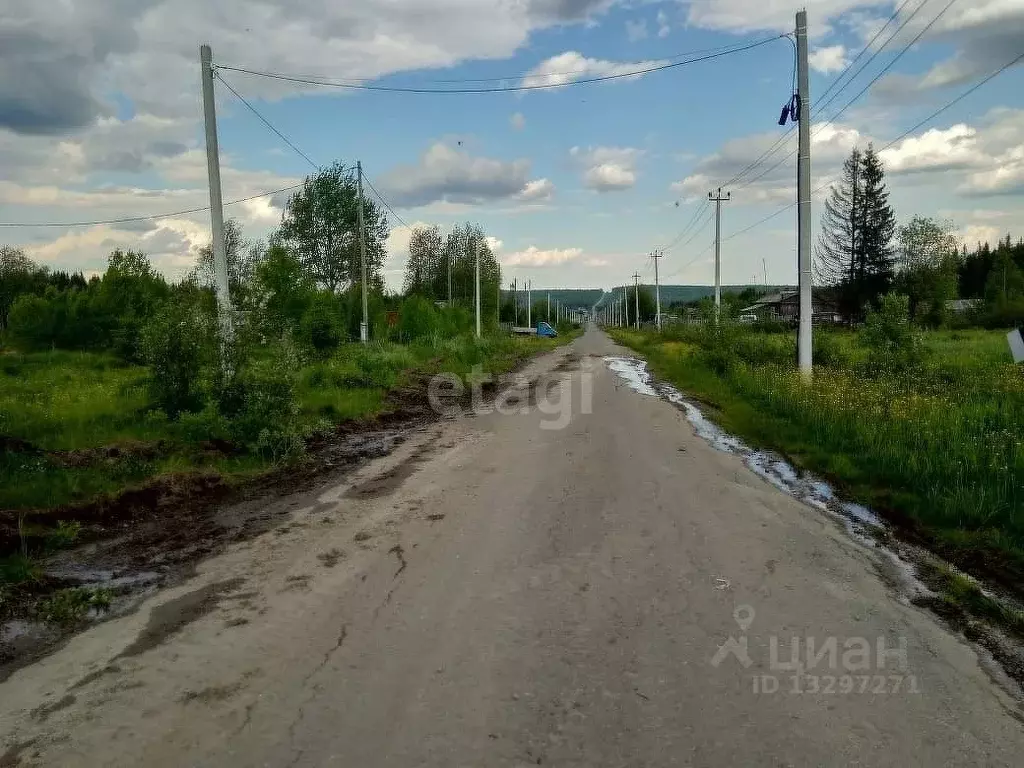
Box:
(816, 144, 1024, 328)
(0, 160, 509, 455)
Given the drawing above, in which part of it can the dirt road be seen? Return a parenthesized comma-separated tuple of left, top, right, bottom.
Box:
(3, 326, 1023, 766)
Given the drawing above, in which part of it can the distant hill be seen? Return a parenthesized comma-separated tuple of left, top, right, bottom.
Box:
(595, 285, 794, 308)
(500, 288, 605, 308)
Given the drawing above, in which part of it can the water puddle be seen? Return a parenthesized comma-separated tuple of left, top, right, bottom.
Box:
(603, 356, 907, 577)
(44, 565, 163, 593)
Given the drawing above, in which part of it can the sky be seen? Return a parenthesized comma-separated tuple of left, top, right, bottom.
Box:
(2, 0, 1024, 292)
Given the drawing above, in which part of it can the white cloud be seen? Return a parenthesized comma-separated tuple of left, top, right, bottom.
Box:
(670, 121, 861, 203)
(960, 223, 1002, 246)
(377, 142, 546, 207)
(0, 0, 620, 276)
(510, 112, 526, 131)
(520, 51, 668, 88)
(516, 178, 556, 203)
(809, 45, 849, 74)
(879, 110, 1024, 196)
(584, 164, 636, 191)
(683, 0, 869, 35)
(657, 10, 671, 38)
(879, 124, 983, 174)
(503, 246, 583, 267)
(626, 19, 648, 41)
(570, 145, 643, 192)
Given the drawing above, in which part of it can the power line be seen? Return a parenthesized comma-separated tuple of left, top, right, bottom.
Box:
(664, 239, 715, 279)
(215, 36, 788, 95)
(215, 71, 321, 170)
(662, 199, 710, 250)
(818, 0, 957, 129)
(815, 0, 920, 109)
(731, 0, 956, 195)
(723, 41, 1023, 245)
(223, 39, 788, 87)
(880, 49, 1024, 151)
(0, 182, 305, 228)
(722, 0, 923, 191)
(362, 176, 413, 231)
(670, 209, 715, 253)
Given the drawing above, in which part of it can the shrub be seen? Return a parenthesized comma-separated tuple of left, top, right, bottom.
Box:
(300, 293, 344, 354)
(977, 299, 1024, 330)
(45, 520, 81, 551)
(860, 293, 926, 374)
(174, 404, 230, 444)
(215, 338, 303, 460)
(397, 296, 442, 341)
(141, 300, 215, 417)
(813, 331, 854, 368)
(7, 294, 59, 350)
(37, 587, 112, 626)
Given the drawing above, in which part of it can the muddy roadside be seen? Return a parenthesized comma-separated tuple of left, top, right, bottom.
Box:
(0, 347, 580, 680)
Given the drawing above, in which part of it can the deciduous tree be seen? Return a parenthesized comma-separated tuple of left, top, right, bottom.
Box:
(279, 162, 388, 293)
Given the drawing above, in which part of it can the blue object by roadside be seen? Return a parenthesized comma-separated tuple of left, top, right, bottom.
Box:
(537, 321, 558, 338)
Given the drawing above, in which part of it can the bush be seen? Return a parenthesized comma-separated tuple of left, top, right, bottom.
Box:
(140, 300, 215, 417)
(977, 299, 1024, 330)
(397, 296, 442, 341)
(813, 331, 854, 368)
(7, 294, 59, 350)
(860, 293, 926, 374)
(300, 293, 344, 354)
(215, 338, 303, 460)
(174, 404, 230, 444)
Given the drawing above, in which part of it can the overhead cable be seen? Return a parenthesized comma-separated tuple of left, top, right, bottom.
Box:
(215, 36, 788, 95)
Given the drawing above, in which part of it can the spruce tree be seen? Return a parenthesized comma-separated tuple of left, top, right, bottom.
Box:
(815, 147, 862, 319)
(858, 144, 897, 308)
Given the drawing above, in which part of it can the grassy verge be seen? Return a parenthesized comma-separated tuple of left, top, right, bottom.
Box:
(0, 330, 576, 517)
(608, 327, 1024, 590)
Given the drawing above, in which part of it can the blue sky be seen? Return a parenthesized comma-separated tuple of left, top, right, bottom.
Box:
(3, 1, 1023, 291)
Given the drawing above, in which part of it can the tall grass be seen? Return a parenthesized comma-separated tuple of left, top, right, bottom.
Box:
(1, 331, 570, 512)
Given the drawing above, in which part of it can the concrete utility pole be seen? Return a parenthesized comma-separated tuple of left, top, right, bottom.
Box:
(512, 279, 518, 325)
(709, 187, 731, 323)
(356, 161, 369, 343)
(448, 243, 453, 307)
(527, 279, 532, 327)
(632, 272, 641, 330)
(547, 293, 551, 322)
(622, 285, 629, 328)
(652, 249, 663, 331)
(199, 45, 233, 353)
(474, 239, 481, 338)
(796, 10, 814, 377)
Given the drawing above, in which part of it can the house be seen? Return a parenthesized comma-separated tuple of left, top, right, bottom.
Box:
(945, 299, 981, 314)
(740, 290, 842, 324)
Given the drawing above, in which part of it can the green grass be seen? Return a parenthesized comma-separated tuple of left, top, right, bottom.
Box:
(0, 350, 159, 450)
(36, 586, 113, 626)
(610, 326, 1024, 584)
(0, 330, 576, 518)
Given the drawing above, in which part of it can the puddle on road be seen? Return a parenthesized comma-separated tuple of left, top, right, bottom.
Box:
(604, 356, 904, 571)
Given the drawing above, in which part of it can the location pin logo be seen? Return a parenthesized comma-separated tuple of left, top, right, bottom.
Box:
(734, 604, 755, 631)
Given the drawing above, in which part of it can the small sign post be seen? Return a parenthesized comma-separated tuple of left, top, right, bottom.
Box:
(1009, 328, 1024, 364)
